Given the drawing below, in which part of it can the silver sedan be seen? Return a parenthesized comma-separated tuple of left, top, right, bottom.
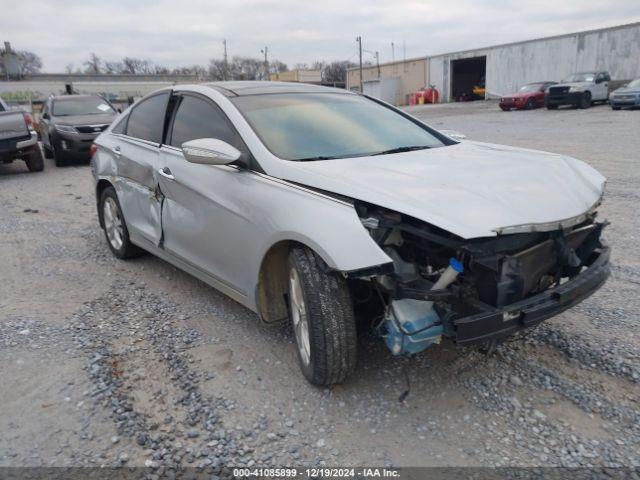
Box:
(92, 82, 609, 385)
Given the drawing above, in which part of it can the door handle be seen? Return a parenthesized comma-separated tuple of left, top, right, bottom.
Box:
(158, 166, 175, 181)
(112, 146, 121, 157)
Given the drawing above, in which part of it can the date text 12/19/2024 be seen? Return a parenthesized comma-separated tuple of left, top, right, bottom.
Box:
(233, 468, 401, 478)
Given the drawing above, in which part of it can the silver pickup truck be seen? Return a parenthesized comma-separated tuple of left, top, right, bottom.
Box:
(0, 97, 44, 172)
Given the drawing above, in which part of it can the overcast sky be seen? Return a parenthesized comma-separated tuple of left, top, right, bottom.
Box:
(2, 0, 640, 72)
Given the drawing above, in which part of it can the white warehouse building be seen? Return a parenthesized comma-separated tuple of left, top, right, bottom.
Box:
(348, 22, 640, 104)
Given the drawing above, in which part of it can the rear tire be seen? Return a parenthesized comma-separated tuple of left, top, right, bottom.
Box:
(287, 246, 357, 386)
(500, 106, 510, 111)
(611, 106, 621, 111)
(546, 104, 558, 110)
(579, 91, 592, 109)
(99, 186, 143, 259)
(25, 148, 44, 172)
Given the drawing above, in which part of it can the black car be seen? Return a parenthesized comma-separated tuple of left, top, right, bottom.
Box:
(40, 95, 118, 166)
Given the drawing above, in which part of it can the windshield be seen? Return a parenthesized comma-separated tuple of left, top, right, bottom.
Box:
(627, 79, 640, 88)
(53, 97, 115, 116)
(566, 73, 595, 83)
(231, 93, 447, 161)
(519, 84, 543, 92)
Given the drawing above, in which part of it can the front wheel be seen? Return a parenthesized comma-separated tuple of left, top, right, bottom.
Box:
(287, 246, 357, 386)
(579, 91, 592, 109)
(99, 187, 143, 259)
(526, 98, 536, 110)
(546, 104, 558, 110)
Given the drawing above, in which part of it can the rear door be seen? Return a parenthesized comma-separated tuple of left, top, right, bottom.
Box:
(157, 92, 253, 294)
(111, 91, 170, 245)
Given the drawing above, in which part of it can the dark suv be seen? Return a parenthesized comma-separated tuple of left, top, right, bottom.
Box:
(40, 95, 118, 166)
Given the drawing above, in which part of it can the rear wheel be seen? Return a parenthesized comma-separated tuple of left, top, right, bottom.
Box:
(100, 187, 143, 259)
(500, 106, 510, 111)
(579, 91, 592, 109)
(43, 143, 53, 159)
(546, 104, 558, 110)
(287, 246, 357, 386)
(611, 106, 621, 111)
(25, 147, 44, 172)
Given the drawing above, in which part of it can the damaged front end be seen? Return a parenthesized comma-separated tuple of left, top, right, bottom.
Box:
(351, 202, 610, 356)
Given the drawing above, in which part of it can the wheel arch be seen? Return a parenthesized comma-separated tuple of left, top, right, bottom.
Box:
(96, 178, 114, 228)
(255, 238, 332, 325)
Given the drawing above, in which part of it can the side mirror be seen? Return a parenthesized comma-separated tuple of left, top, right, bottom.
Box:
(181, 138, 241, 166)
(440, 129, 466, 140)
(117, 108, 122, 113)
(42, 112, 50, 120)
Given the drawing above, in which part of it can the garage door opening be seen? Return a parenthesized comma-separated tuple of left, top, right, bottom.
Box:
(451, 56, 486, 102)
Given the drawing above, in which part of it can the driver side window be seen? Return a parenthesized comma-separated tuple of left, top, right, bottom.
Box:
(168, 95, 240, 149)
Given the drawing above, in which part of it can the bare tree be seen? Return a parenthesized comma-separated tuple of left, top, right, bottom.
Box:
(83, 53, 102, 74)
(17, 51, 43, 75)
(0, 48, 43, 76)
(322, 60, 357, 83)
(209, 59, 227, 80)
(121, 57, 154, 74)
(104, 61, 124, 74)
(269, 60, 288, 75)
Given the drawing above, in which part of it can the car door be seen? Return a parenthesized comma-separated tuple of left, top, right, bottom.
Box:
(594, 73, 609, 101)
(157, 92, 253, 295)
(111, 91, 169, 246)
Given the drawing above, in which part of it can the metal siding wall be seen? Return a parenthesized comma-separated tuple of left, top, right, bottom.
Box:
(430, 23, 640, 101)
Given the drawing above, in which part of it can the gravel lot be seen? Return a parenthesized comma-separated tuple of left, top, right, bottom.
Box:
(1, 100, 638, 473)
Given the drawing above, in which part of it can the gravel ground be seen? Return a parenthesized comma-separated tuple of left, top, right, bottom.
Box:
(0, 101, 638, 474)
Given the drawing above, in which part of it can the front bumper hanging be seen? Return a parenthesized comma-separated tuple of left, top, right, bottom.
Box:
(454, 245, 610, 345)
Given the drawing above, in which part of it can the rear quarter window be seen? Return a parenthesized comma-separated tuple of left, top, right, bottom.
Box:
(126, 92, 169, 143)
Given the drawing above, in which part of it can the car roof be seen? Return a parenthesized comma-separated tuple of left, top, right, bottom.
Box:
(203, 81, 352, 97)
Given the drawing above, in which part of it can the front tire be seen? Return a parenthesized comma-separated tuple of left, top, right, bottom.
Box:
(526, 98, 536, 110)
(53, 144, 67, 167)
(99, 187, 143, 259)
(546, 104, 558, 110)
(43, 143, 53, 159)
(579, 91, 592, 109)
(287, 246, 357, 386)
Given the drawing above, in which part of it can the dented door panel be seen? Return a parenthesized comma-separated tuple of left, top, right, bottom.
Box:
(111, 136, 162, 245)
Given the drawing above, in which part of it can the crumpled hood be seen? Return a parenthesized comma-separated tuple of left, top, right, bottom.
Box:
(276, 141, 606, 239)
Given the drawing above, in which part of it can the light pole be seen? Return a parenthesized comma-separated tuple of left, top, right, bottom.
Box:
(261, 46, 269, 81)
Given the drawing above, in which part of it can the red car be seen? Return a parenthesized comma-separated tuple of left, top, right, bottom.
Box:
(500, 82, 557, 111)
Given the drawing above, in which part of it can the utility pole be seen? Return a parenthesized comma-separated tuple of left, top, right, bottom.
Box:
(356, 36, 363, 92)
(222, 39, 228, 80)
(391, 41, 395, 62)
(375, 51, 380, 78)
(261, 46, 269, 81)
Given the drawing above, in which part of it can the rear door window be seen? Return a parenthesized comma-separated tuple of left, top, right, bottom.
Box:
(126, 92, 169, 144)
(168, 95, 239, 148)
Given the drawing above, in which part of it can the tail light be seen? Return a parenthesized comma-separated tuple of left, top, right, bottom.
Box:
(89, 143, 98, 158)
(22, 112, 33, 129)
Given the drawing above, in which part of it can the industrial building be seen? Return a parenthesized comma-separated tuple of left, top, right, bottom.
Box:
(270, 69, 322, 84)
(347, 21, 640, 105)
